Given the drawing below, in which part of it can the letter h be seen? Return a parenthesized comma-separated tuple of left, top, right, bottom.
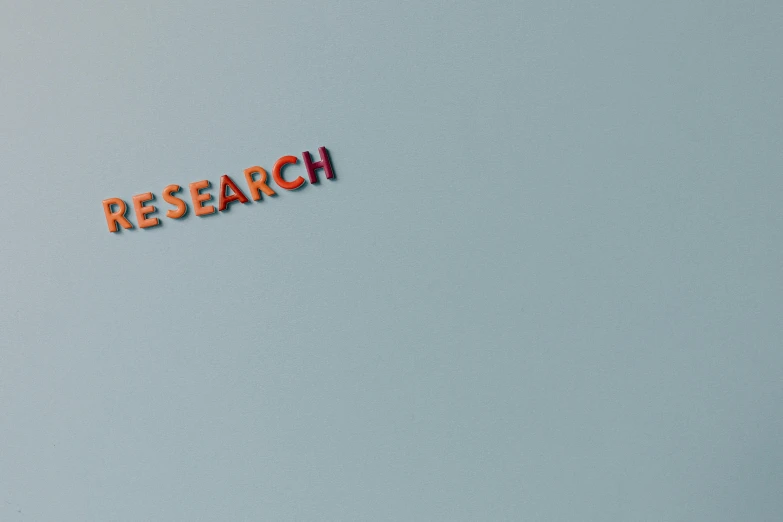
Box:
(302, 146, 335, 184)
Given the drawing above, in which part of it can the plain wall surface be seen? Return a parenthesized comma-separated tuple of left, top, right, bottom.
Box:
(1, 1, 781, 520)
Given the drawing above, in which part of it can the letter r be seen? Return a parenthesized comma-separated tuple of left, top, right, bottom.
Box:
(102, 198, 133, 233)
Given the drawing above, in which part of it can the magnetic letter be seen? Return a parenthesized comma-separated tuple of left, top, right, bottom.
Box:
(102, 198, 133, 233)
(132, 192, 161, 229)
(272, 155, 305, 190)
(162, 184, 188, 219)
(218, 174, 249, 211)
(244, 166, 276, 200)
(302, 146, 335, 183)
(189, 180, 216, 216)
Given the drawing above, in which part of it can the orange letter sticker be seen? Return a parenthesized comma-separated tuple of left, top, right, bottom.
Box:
(244, 166, 276, 200)
(132, 192, 161, 229)
(189, 180, 216, 216)
(102, 198, 134, 233)
(272, 155, 305, 191)
(162, 184, 188, 219)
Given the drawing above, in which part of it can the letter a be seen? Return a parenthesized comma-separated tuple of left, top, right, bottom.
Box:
(218, 174, 250, 211)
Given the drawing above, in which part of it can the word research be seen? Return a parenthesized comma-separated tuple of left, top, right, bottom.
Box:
(101, 146, 335, 233)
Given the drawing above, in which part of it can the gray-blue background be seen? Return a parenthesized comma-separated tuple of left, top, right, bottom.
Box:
(1, 1, 781, 520)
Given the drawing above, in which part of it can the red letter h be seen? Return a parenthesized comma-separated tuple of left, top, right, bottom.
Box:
(302, 146, 335, 184)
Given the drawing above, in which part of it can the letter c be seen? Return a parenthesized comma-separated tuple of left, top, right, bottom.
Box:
(272, 155, 305, 190)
